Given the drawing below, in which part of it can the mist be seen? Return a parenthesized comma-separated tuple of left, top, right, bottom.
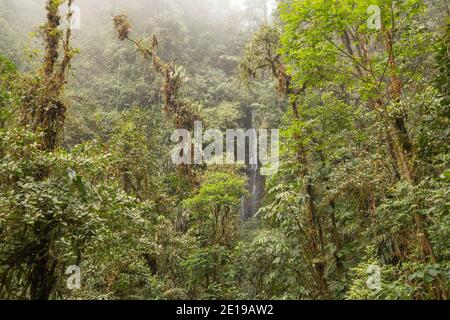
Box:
(1, 0, 447, 303)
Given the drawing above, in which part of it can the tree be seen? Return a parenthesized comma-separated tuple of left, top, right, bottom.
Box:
(20, 0, 76, 151)
(240, 24, 304, 118)
(280, 0, 439, 265)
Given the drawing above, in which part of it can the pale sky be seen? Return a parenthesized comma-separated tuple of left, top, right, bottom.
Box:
(230, 0, 247, 10)
(230, 0, 278, 17)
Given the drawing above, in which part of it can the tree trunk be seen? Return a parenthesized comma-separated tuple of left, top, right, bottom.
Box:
(305, 177, 329, 298)
(330, 200, 345, 277)
(383, 28, 438, 264)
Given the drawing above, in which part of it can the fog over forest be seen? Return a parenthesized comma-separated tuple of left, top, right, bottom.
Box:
(0, 0, 449, 302)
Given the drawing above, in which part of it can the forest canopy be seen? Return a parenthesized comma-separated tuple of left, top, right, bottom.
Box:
(0, 0, 449, 301)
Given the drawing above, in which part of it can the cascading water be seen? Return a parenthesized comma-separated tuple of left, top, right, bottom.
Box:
(240, 110, 264, 220)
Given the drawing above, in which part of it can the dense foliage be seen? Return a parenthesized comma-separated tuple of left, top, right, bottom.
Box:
(0, 0, 448, 300)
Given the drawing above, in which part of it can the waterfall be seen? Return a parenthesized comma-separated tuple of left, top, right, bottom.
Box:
(240, 110, 264, 220)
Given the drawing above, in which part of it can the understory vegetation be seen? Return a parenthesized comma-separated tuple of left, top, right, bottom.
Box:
(0, 0, 448, 300)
